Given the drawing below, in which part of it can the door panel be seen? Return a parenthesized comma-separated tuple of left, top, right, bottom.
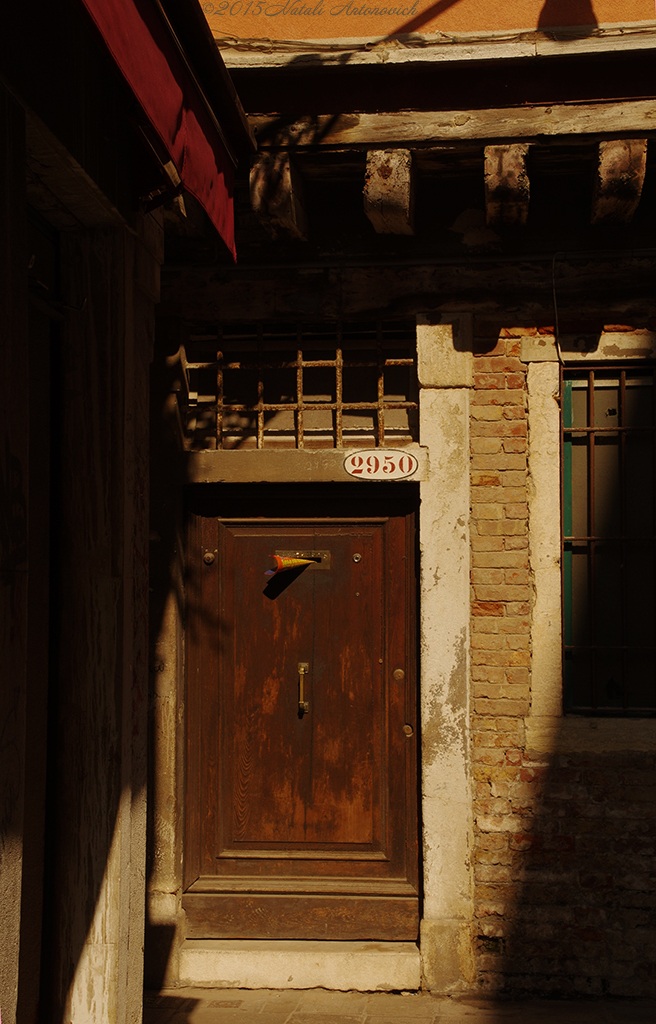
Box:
(184, 485, 418, 940)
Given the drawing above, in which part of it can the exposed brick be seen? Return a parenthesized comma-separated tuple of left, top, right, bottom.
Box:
(473, 356, 525, 374)
(473, 748, 508, 766)
(472, 650, 531, 666)
(471, 454, 527, 471)
(471, 486, 504, 503)
(472, 633, 505, 650)
(474, 372, 506, 390)
(505, 667, 529, 684)
(473, 585, 531, 602)
(502, 487, 527, 503)
(471, 389, 525, 406)
(476, 864, 514, 883)
(471, 568, 506, 585)
(476, 834, 510, 852)
(477, 521, 527, 536)
(471, 472, 502, 487)
(471, 552, 528, 568)
(505, 537, 528, 550)
(471, 504, 504, 520)
(503, 405, 526, 420)
(471, 420, 527, 437)
(472, 600, 505, 615)
(502, 437, 527, 452)
(502, 634, 530, 650)
(504, 568, 530, 584)
(500, 327, 538, 338)
(472, 665, 506, 682)
(505, 503, 529, 519)
(500, 471, 527, 487)
(474, 698, 531, 716)
(477, 813, 530, 832)
(471, 437, 503, 454)
(471, 537, 504, 552)
(506, 601, 530, 615)
(506, 373, 526, 389)
(473, 683, 530, 701)
(473, 616, 530, 634)
(471, 405, 504, 421)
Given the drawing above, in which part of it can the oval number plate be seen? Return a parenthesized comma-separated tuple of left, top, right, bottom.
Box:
(343, 449, 419, 480)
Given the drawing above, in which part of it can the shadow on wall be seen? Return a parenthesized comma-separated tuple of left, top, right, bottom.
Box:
(476, 741, 656, 997)
(472, 325, 656, 1000)
(537, 0, 599, 34)
(383, 0, 599, 41)
(144, 993, 201, 1023)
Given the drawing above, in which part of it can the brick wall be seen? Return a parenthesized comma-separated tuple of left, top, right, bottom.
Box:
(469, 326, 656, 997)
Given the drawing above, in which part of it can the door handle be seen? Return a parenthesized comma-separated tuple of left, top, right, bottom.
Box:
(298, 663, 310, 716)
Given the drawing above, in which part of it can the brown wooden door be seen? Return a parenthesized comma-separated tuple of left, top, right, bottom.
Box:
(184, 485, 418, 940)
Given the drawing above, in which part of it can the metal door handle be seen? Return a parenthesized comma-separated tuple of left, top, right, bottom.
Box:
(298, 663, 309, 716)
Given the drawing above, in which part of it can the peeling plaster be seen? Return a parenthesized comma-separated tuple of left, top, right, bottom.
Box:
(417, 377, 474, 985)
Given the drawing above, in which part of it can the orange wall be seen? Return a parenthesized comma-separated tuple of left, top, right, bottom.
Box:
(203, 0, 654, 44)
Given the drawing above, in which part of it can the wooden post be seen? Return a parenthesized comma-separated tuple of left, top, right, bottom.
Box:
(484, 143, 530, 227)
(364, 149, 414, 235)
(591, 139, 648, 225)
(250, 152, 308, 241)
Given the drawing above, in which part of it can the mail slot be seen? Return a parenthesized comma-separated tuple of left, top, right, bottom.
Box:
(275, 549, 331, 570)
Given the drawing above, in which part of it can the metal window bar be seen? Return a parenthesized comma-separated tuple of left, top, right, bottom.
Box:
(183, 321, 418, 451)
(335, 326, 343, 448)
(216, 328, 224, 449)
(561, 365, 656, 714)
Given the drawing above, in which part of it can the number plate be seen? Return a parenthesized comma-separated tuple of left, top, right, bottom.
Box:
(343, 449, 419, 481)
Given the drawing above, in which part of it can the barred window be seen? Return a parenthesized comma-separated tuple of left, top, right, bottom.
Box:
(562, 367, 656, 714)
(180, 321, 418, 451)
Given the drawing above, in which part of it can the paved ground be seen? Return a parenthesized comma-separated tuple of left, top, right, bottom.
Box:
(144, 989, 656, 1024)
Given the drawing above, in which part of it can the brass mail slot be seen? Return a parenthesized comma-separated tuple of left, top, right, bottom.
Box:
(275, 549, 331, 570)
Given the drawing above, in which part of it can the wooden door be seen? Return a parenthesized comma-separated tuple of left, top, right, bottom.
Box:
(184, 485, 418, 940)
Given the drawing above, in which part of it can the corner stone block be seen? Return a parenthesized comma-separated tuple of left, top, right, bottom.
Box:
(364, 149, 414, 235)
(591, 139, 648, 225)
(484, 144, 530, 227)
(416, 314, 473, 388)
(420, 919, 476, 993)
(250, 151, 308, 241)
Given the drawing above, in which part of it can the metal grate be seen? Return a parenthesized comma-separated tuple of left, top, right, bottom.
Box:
(180, 321, 418, 450)
(562, 366, 656, 714)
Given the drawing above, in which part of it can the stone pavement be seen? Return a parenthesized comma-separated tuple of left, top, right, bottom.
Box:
(144, 990, 656, 1024)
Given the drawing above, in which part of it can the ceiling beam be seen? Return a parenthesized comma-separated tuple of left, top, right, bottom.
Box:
(484, 144, 530, 227)
(591, 139, 648, 225)
(363, 149, 414, 236)
(251, 99, 656, 150)
(249, 151, 308, 241)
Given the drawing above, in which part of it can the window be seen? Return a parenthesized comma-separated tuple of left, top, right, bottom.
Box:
(180, 321, 418, 451)
(562, 366, 656, 714)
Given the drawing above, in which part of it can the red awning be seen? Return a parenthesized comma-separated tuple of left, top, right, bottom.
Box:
(79, 0, 236, 259)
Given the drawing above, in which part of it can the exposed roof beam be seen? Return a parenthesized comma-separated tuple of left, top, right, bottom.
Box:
(364, 150, 414, 236)
(250, 152, 309, 241)
(484, 144, 530, 227)
(591, 139, 648, 225)
(251, 100, 656, 149)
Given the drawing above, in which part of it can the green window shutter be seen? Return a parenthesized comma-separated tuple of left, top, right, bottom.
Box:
(562, 376, 573, 709)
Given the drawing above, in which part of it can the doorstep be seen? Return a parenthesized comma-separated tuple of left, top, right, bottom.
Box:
(179, 939, 421, 991)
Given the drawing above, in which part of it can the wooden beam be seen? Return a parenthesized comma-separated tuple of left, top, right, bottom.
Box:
(591, 139, 648, 225)
(251, 100, 656, 150)
(364, 149, 414, 235)
(249, 151, 308, 241)
(160, 256, 656, 324)
(484, 144, 530, 227)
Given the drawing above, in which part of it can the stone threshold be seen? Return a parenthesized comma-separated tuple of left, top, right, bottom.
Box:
(179, 939, 421, 992)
